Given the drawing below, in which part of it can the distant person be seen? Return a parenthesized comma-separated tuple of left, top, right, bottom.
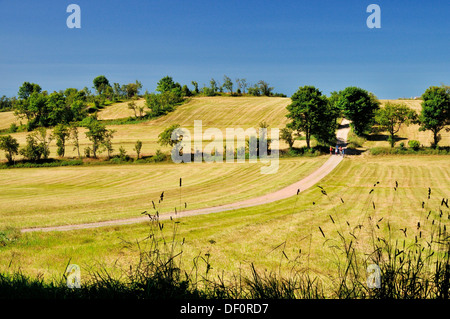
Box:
(342, 147, 345, 157)
(335, 145, 339, 155)
(330, 146, 333, 155)
(339, 146, 342, 156)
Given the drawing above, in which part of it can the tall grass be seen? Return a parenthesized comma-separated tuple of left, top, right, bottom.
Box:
(0, 181, 448, 299)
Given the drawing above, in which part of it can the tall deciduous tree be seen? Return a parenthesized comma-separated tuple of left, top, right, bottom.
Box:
(223, 75, 233, 94)
(18, 82, 41, 100)
(191, 81, 199, 94)
(0, 135, 19, 164)
(280, 127, 295, 149)
(286, 86, 338, 149)
(375, 102, 417, 147)
(419, 86, 450, 148)
(158, 124, 182, 147)
(93, 75, 110, 95)
(257, 80, 274, 97)
(336, 87, 380, 136)
(134, 140, 143, 159)
(69, 125, 81, 159)
(156, 76, 180, 93)
(53, 124, 70, 157)
(83, 117, 108, 158)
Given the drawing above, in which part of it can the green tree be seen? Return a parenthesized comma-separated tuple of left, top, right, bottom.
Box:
(15, 89, 86, 130)
(102, 129, 116, 159)
(158, 124, 182, 147)
(336, 87, 380, 136)
(247, 84, 261, 96)
(134, 140, 143, 159)
(419, 86, 450, 148)
(0, 135, 19, 164)
(210, 78, 218, 95)
(0, 96, 14, 111)
(236, 78, 248, 94)
(280, 127, 295, 149)
(19, 131, 50, 162)
(18, 82, 41, 100)
(223, 75, 233, 94)
(69, 125, 81, 159)
(20, 135, 43, 161)
(47, 92, 70, 126)
(156, 76, 180, 93)
(375, 102, 417, 147)
(128, 100, 138, 118)
(125, 80, 143, 98)
(286, 86, 337, 148)
(53, 124, 70, 157)
(191, 81, 199, 94)
(83, 117, 108, 158)
(33, 127, 53, 160)
(145, 90, 183, 118)
(113, 83, 123, 100)
(93, 75, 110, 95)
(16, 91, 48, 130)
(258, 80, 274, 97)
(181, 85, 192, 97)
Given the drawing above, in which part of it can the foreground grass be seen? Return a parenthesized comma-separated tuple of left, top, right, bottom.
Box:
(0, 155, 448, 298)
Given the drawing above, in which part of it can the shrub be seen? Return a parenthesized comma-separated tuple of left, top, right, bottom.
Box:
(152, 149, 167, 162)
(19, 135, 45, 162)
(84, 147, 91, 158)
(408, 140, 421, 151)
(8, 123, 18, 133)
(118, 146, 129, 161)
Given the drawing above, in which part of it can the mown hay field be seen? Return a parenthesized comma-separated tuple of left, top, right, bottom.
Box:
(1, 155, 448, 283)
(0, 157, 327, 229)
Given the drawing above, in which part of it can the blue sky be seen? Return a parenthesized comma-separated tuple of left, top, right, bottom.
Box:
(1, 0, 449, 99)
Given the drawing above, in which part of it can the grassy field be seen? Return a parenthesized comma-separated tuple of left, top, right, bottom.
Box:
(0, 96, 301, 161)
(0, 97, 448, 297)
(1, 155, 448, 288)
(96, 98, 146, 120)
(0, 157, 327, 229)
(0, 111, 22, 131)
(2, 97, 447, 163)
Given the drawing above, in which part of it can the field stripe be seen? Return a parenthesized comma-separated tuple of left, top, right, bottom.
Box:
(21, 119, 351, 233)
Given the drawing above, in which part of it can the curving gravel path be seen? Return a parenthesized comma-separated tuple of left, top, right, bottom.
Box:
(21, 119, 351, 233)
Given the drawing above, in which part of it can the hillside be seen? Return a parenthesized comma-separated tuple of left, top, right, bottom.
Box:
(2, 96, 294, 160)
(1, 97, 448, 162)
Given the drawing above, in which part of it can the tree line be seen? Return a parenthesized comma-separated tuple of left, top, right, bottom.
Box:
(283, 85, 450, 150)
(189, 76, 286, 97)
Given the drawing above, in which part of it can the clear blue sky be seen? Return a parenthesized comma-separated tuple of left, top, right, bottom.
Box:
(1, 0, 449, 99)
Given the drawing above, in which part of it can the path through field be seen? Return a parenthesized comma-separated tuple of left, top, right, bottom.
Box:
(21, 119, 351, 233)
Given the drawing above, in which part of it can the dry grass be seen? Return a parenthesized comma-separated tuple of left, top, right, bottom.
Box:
(1, 96, 302, 161)
(0, 157, 327, 229)
(0, 111, 22, 131)
(97, 98, 146, 120)
(0, 155, 448, 286)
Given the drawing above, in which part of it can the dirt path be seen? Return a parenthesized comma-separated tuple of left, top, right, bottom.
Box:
(21, 119, 351, 233)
